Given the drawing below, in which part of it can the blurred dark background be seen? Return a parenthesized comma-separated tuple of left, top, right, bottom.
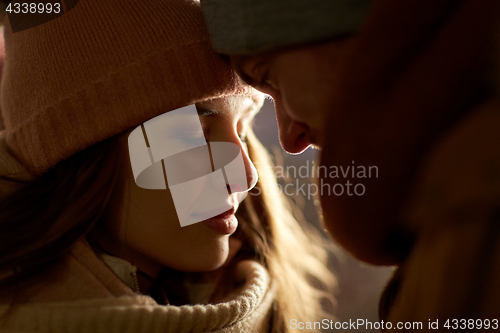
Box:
(253, 99, 395, 332)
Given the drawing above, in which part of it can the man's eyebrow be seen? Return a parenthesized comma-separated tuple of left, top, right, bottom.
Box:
(196, 105, 218, 116)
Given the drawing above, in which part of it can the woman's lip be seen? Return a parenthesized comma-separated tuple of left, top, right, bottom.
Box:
(201, 208, 238, 235)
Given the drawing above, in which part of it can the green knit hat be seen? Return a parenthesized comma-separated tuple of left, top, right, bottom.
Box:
(201, 0, 374, 54)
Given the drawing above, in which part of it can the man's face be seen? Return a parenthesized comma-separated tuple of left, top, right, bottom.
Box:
(230, 39, 351, 154)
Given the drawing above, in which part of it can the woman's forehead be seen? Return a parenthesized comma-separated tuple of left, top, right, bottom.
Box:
(196, 95, 263, 116)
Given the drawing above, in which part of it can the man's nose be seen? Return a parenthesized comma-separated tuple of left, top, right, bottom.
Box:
(274, 98, 312, 154)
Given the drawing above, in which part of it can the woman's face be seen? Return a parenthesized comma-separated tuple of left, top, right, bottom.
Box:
(104, 95, 262, 277)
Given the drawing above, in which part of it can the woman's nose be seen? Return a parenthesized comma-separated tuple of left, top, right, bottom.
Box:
(239, 147, 258, 192)
(208, 140, 258, 194)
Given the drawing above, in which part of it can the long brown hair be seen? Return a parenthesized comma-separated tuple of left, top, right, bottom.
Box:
(0, 135, 127, 288)
(0, 127, 335, 332)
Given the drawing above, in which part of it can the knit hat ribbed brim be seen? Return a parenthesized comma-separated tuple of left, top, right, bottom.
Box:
(1, 0, 261, 176)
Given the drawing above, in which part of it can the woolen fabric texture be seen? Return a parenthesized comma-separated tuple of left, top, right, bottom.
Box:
(201, 0, 374, 54)
(0, 237, 276, 333)
(0, 0, 260, 176)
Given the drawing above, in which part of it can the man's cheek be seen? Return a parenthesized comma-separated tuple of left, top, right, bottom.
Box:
(281, 82, 322, 124)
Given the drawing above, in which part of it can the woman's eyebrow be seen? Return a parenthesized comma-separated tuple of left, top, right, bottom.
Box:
(196, 105, 218, 117)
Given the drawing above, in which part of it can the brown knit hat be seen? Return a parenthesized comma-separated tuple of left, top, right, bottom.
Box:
(0, 0, 261, 176)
